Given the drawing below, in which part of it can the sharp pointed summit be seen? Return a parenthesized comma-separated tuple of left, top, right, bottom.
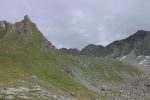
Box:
(24, 15, 31, 22)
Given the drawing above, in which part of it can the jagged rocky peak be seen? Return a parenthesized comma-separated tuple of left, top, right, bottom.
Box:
(127, 30, 150, 41)
(16, 15, 33, 27)
(21, 15, 34, 26)
(135, 30, 148, 35)
(0, 15, 56, 53)
(60, 30, 150, 57)
(14, 15, 38, 40)
(19, 15, 33, 27)
(0, 16, 30, 39)
(0, 15, 39, 41)
(24, 15, 31, 22)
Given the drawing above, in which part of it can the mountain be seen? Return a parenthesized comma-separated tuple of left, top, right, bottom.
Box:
(59, 48, 80, 55)
(60, 30, 150, 67)
(80, 44, 107, 57)
(134, 31, 150, 56)
(60, 44, 107, 56)
(60, 30, 150, 58)
(106, 30, 150, 57)
(0, 16, 142, 99)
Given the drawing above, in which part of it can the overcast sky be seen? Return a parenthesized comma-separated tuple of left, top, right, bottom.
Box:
(0, 0, 150, 49)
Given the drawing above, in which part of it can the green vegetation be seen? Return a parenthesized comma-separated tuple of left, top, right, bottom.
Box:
(0, 20, 142, 99)
(60, 55, 142, 84)
(0, 26, 95, 98)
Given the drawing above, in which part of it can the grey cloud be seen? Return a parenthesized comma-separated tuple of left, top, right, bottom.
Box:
(0, 0, 150, 49)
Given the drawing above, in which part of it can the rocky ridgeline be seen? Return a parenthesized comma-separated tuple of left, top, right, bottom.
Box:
(60, 30, 150, 58)
(1, 15, 150, 100)
(0, 15, 34, 40)
(0, 15, 56, 54)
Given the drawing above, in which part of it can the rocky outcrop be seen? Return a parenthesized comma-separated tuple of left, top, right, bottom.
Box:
(135, 34, 150, 56)
(0, 15, 56, 55)
(106, 30, 150, 57)
(14, 15, 39, 41)
(0, 21, 6, 30)
(0, 20, 15, 38)
(0, 80, 77, 100)
(59, 48, 80, 55)
(80, 44, 107, 56)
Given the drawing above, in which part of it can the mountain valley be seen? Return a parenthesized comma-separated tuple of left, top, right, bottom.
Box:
(0, 16, 150, 100)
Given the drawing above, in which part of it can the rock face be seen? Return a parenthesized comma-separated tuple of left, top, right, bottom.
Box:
(16, 15, 34, 40)
(80, 44, 107, 56)
(135, 34, 150, 56)
(59, 48, 80, 55)
(0, 79, 77, 100)
(106, 30, 150, 57)
(0, 15, 31, 39)
(60, 30, 150, 58)
(0, 15, 56, 53)
(0, 21, 6, 30)
(0, 20, 14, 38)
(1, 15, 41, 40)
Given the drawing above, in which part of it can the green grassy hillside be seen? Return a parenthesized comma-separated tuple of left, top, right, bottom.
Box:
(0, 18, 142, 99)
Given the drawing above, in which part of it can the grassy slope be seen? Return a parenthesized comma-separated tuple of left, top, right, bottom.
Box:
(0, 26, 142, 99)
(60, 55, 141, 84)
(0, 28, 95, 99)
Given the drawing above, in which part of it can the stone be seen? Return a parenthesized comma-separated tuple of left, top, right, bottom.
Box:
(0, 21, 6, 30)
(4, 95, 14, 99)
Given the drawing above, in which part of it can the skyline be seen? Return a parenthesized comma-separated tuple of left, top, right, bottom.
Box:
(1, 0, 150, 49)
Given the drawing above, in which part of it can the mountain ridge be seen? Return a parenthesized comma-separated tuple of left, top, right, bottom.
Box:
(0, 15, 145, 99)
(60, 30, 150, 57)
(0, 16, 150, 100)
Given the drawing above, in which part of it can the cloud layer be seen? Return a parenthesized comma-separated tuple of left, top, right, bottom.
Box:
(1, 0, 150, 49)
